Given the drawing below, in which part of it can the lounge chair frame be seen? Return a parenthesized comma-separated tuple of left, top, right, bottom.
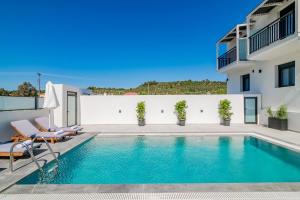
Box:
(0, 151, 24, 157)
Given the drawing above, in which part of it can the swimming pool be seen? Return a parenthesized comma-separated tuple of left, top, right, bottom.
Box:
(18, 135, 300, 184)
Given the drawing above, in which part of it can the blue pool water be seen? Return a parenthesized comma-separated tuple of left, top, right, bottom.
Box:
(18, 136, 300, 184)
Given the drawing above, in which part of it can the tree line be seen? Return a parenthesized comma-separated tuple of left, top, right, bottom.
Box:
(0, 82, 38, 97)
(89, 80, 227, 95)
(1, 80, 227, 97)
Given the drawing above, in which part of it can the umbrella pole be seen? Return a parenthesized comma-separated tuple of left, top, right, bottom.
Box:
(48, 109, 51, 131)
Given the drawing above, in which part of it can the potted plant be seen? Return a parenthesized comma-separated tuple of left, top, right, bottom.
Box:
(136, 101, 146, 126)
(218, 99, 233, 126)
(175, 100, 187, 126)
(267, 105, 288, 130)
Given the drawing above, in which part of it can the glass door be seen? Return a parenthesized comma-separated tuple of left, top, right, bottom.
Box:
(244, 97, 257, 124)
(67, 91, 77, 127)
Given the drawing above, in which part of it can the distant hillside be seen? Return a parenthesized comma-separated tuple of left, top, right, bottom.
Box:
(88, 80, 227, 95)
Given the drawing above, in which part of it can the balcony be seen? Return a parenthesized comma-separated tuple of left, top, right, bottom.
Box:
(249, 10, 295, 54)
(216, 24, 253, 72)
(217, 47, 237, 70)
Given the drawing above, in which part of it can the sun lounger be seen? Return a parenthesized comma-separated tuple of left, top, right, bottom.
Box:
(0, 140, 41, 157)
(10, 120, 72, 144)
(34, 116, 82, 135)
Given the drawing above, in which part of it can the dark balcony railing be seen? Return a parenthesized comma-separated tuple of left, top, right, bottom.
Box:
(249, 10, 295, 54)
(218, 47, 237, 69)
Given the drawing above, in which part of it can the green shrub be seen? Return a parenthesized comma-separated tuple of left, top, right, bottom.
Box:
(276, 105, 288, 120)
(175, 100, 188, 121)
(136, 101, 145, 120)
(267, 105, 288, 119)
(266, 107, 274, 118)
(218, 99, 233, 120)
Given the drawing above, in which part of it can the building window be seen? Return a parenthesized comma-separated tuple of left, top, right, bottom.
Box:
(278, 61, 295, 87)
(241, 74, 250, 92)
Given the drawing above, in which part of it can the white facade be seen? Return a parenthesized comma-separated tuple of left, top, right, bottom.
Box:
(217, 0, 300, 132)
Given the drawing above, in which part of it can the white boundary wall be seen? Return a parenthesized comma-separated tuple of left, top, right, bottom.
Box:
(80, 95, 260, 125)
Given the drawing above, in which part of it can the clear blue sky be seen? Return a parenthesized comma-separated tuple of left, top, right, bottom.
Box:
(0, 0, 261, 90)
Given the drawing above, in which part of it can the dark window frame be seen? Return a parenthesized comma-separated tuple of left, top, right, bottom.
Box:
(244, 97, 258, 124)
(67, 91, 78, 127)
(278, 61, 295, 88)
(241, 74, 250, 92)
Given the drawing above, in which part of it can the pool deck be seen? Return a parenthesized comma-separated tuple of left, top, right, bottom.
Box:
(1, 124, 300, 199)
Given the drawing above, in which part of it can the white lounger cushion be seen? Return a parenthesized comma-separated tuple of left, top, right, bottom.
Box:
(11, 120, 69, 139)
(0, 143, 26, 153)
(16, 140, 33, 148)
(0, 142, 41, 153)
(35, 117, 82, 132)
(54, 130, 64, 136)
(11, 120, 40, 137)
(35, 132, 69, 138)
(34, 117, 56, 131)
(62, 126, 82, 132)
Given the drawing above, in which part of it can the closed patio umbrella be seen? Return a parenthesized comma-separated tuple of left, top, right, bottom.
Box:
(43, 81, 59, 130)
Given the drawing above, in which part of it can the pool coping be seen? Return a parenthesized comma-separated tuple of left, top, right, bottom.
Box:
(2, 131, 300, 194)
(3, 183, 300, 194)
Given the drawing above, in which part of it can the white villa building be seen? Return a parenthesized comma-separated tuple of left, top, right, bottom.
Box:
(217, 0, 300, 131)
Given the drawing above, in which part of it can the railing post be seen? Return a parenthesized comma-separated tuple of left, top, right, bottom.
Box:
(34, 96, 38, 110)
(267, 25, 270, 47)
